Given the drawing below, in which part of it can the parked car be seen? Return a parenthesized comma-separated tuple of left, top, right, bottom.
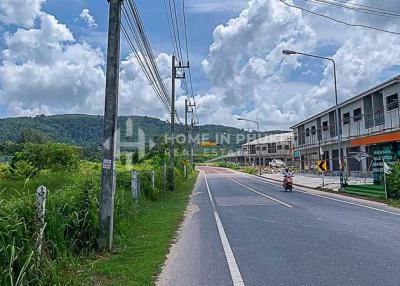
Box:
(269, 159, 286, 168)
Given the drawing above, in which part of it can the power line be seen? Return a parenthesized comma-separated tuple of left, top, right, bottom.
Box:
(279, 0, 400, 36)
(181, 0, 199, 123)
(328, 0, 400, 15)
(121, 0, 172, 115)
(303, 0, 400, 19)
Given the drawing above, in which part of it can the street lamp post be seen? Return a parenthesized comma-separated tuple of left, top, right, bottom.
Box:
(282, 49, 344, 188)
(238, 117, 262, 175)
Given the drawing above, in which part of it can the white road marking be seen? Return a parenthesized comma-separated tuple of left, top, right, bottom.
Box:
(204, 172, 246, 286)
(236, 172, 400, 217)
(213, 169, 293, 208)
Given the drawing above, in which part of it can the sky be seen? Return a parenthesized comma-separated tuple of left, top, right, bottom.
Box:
(0, 0, 400, 130)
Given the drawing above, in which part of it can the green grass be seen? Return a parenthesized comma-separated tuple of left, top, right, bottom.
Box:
(75, 171, 199, 286)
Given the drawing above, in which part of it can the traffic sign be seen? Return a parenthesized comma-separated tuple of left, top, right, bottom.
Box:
(316, 160, 328, 172)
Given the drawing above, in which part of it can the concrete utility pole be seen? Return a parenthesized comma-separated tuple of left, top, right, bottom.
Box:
(189, 118, 196, 168)
(99, 0, 122, 251)
(185, 99, 195, 165)
(170, 55, 176, 192)
(170, 55, 189, 191)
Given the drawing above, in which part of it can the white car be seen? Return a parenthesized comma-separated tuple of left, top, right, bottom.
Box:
(269, 159, 286, 168)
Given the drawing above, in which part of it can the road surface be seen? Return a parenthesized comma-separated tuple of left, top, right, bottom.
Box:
(157, 166, 400, 286)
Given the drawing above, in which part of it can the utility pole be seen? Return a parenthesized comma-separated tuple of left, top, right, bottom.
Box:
(185, 99, 195, 166)
(170, 55, 189, 191)
(189, 118, 196, 168)
(170, 55, 176, 192)
(99, 0, 122, 251)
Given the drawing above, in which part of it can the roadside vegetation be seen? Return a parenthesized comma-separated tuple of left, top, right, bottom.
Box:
(0, 136, 197, 285)
(211, 161, 259, 175)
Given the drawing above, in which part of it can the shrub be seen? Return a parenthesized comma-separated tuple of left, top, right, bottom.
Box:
(10, 160, 38, 178)
(387, 162, 400, 198)
(243, 166, 258, 175)
(11, 143, 80, 172)
(215, 162, 240, 170)
(0, 163, 11, 179)
(140, 172, 160, 201)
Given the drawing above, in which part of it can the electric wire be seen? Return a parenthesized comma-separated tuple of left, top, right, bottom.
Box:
(279, 0, 400, 36)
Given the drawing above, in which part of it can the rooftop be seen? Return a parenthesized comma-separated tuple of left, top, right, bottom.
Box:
(242, 132, 293, 146)
(290, 75, 400, 129)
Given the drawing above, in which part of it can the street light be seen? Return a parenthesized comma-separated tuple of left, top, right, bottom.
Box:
(237, 117, 262, 175)
(282, 49, 344, 188)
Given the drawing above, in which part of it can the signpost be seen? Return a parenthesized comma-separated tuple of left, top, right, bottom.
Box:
(316, 160, 328, 187)
(316, 160, 328, 172)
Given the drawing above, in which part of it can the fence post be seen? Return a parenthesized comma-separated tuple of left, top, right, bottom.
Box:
(152, 170, 155, 189)
(163, 162, 167, 192)
(35, 185, 48, 258)
(184, 164, 187, 179)
(138, 175, 141, 198)
(131, 170, 138, 203)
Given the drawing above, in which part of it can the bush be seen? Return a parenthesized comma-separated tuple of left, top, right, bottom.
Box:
(11, 143, 80, 173)
(215, 161, 240, 170)
(140, 172, 160, 201)
(0, 163, 11, 179)
(387, 162, 400, 198)
(243, 166, 258, 175)
(10, 160, 38, 178)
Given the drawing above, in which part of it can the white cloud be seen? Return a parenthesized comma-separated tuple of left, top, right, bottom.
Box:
(79, 8, 98, 29)
(0, 12, 106, 116)
(197, 0, 400, 129)
(0, 0, 45, 27)
(199, 0, 316, 128)
(0, 3, 178, 120)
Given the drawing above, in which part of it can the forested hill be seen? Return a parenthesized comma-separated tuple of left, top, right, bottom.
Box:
(0, 114, 287, 147)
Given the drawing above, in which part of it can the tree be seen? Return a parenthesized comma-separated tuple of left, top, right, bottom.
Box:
(19, 128, 51, 144)
(11, 143, 80, 171)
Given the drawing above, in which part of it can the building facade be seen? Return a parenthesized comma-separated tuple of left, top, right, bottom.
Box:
(240, 132, 294, 166)
(291, 75, 400, 180)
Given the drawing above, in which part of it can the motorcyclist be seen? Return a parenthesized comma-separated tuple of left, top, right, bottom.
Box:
(283, 168, 292, 187)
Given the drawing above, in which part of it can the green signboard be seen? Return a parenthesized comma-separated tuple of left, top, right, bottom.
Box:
(371, 143, 396, 184)
(293, 150, 301, 158)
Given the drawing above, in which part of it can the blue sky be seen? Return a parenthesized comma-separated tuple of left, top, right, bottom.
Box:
(40, 0, 247, 93)
(1, 0, 400, 129)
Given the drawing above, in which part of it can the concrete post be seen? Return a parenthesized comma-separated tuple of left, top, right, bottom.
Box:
(35, 186, 48, 258)
(99, 0, 122, 251)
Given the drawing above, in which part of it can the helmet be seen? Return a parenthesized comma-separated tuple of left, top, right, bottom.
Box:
(285, 168, 289, 172)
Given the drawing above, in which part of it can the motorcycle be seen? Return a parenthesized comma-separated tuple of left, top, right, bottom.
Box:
(283, 175, 293, 192)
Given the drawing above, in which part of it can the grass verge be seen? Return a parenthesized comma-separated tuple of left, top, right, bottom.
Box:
(77, 171, 199, 286)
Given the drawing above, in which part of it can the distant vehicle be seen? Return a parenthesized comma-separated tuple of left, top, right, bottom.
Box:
(269, 159, 286, 168)
(283, 174, 294, 192)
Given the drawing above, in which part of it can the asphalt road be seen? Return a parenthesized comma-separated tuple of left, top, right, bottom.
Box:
(157, 166, 400, 286)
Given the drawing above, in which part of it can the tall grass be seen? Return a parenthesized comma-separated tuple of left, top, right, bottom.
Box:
(0, 170, 100, 285)
(1, 160, 192, 285)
